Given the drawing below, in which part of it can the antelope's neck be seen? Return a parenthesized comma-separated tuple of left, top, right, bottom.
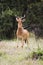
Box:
(17, 21, 23, 35)
(18, 22, 22, 28)
(18, 27, 23, 32)
(17, 27, 23, 35)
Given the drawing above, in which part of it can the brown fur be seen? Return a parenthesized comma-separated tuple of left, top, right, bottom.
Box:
(16, 17, 29, 47)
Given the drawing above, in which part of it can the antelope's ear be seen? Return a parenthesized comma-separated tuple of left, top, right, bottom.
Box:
(22, 18, 26, 22)
(16, 18, 19, 22)
(21, 15, 26, 22)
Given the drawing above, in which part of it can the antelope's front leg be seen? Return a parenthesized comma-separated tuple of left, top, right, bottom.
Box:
(17, 37, 19, 48)
(21, 38, 24, 48)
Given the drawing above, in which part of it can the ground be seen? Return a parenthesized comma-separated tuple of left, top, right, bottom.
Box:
(0, 33, 43, 65)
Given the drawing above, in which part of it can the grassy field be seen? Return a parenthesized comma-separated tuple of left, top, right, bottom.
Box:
(0, 33, 43, 65)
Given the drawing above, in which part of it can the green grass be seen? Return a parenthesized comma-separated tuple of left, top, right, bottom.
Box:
(0, 33, 43, 65)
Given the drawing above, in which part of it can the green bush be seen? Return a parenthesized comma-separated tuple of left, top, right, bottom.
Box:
(30, 47, 43, 60)
(0, 9, 17, 39)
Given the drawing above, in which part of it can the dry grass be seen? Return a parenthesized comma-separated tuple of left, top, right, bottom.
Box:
(0, 33, 43, 65)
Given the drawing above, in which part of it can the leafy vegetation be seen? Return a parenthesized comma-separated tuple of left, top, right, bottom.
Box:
(0, 0, 43, 39)
(30, 47, 43, 60)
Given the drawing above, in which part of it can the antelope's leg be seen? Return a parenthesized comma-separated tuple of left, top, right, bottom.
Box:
(17, 37, 19, 47)
(21, 38, 24, 48)
(26, 38, 29, 47)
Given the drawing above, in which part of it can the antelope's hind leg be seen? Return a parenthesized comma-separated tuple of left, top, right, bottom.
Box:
(26, 38, 29, 47)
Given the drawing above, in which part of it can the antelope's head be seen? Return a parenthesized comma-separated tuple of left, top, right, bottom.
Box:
(15, 15, 26, 23)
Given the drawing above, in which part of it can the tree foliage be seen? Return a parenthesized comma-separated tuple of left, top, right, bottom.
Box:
(0, 0, 43, 39)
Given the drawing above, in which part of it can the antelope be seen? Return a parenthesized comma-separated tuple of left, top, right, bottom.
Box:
(16, 15, 29, 47)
